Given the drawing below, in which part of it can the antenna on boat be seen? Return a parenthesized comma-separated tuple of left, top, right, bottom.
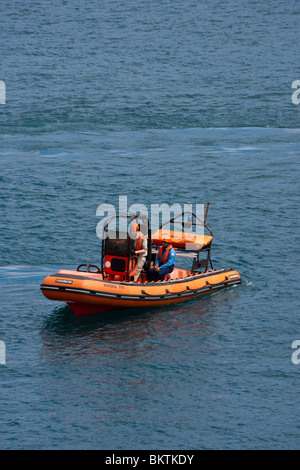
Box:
(186, 202, 193, 228)
(204, 203, 210, 224)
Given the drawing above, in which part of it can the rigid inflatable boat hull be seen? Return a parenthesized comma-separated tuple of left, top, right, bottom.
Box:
(41, 268, 241, 316)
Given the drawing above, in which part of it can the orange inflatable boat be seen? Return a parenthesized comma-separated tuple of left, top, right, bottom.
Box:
(41, 207, 241, 316)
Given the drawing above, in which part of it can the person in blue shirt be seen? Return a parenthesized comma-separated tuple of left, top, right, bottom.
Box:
(149, 240, 176, 281)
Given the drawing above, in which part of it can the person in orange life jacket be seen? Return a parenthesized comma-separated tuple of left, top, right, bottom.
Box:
(130, 222, 147, 282)
(149, 239, 176, 281)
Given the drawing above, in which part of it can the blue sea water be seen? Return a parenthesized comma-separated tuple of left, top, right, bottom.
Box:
(0, 0, 300, 450)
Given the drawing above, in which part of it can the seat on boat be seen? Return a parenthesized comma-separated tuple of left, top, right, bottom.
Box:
(164, 268, 191, 281)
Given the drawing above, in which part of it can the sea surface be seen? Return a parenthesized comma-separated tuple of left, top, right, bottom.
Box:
(0, 0, 300, 450)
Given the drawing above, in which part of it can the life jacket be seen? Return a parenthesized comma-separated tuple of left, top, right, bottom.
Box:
(135, 232, 143, 252)
(158, 244, 173, 265)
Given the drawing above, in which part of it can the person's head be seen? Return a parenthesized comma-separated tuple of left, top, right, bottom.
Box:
(130, 222, 140, 238)
(162, 239, 169, 248)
